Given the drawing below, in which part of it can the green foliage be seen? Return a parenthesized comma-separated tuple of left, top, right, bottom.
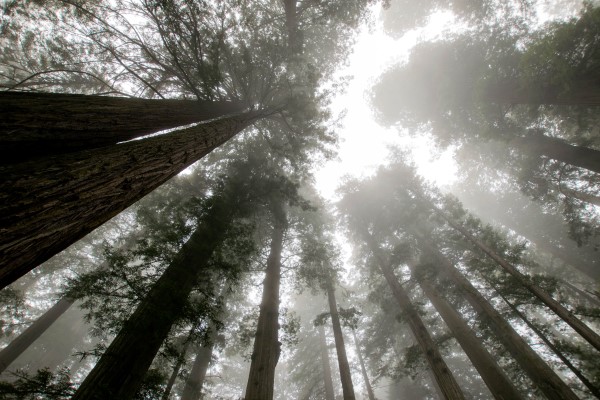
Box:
(0, 368, 75, 399)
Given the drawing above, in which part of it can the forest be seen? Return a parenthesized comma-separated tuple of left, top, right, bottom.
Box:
(0, 0, 599, 399)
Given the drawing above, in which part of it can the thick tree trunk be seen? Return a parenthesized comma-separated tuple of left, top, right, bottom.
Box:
(509, 134, 600, 174)
(496, 290, 600, 399)
(282, 0, 301, 54)
(325, 276, 356, 400)
(0, 110, 261, 289)
(438, 211, 600, 352)
(181, 342, 214, 400)
(0, 92, 245, 163)
(72, 198, 234, 400)
(350, 328, 375, 400)
(418, 239, 579, 400)
(0, 296, 74, 373)
(412, 268, 523, 400)
(366, 237, 465, 400)
(559, 186, 600, 207)
(318, 325, 336, 400)
(244, 202, 287, 400)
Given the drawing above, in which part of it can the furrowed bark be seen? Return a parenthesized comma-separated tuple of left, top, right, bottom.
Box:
(0, 296, 74, 373)
(319, 325, 335, 400)
(325, 275, 356, 400)
(366, 236, 465, 400)
(0, 110, 261, 289)
(418, 238, 579, 400)
(72, 198, 233, 400)
(412, 266, 523, 400)
(436, 210, 600, 352)
(244, 201, 286, 400)
(351, 328, 375, 400)
(0, 92, 245, 162)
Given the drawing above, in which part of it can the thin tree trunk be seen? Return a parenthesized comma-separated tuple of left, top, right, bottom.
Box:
(559, 186, 600, 207)
(437, 210, 600, 352)
(0, 110, 261, 289)
(411, 266, 524, 400)
(282, 0, 301, 54)
(485, 79, 600, 106)
(319, 325, 335, 400)
(181, 342, 214, 400)
(161, 326, 197, 400)
(563, 281, 600, 308)
(0, 296, 74, 373)
(495, 290, 600, 399)
(244, 201, 287, 400)
(72, 196, 235, 400)
(509, 134, 600, 174)
(0, 92, 245, 162)
(350, 328, 375, 400)
(418, 239, 579, 400)
(365, 236, 466, 400)
(325, 275, 356, 400)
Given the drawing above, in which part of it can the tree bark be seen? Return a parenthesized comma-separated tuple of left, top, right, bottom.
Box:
(412, 267, 524, 400)
(0, 296, 74, 373)
(0, 92, 245, 163)
(351, 328, 376, 400)
(563, 281, 600, 308)
(485, 79, 600, 107)
(319, 325, 336, 400)
(437, 211, 600, 352)
(181, 342, 214, 400)
(559, 186, 600, 207)
(0, 110, 261, 289)
(72, 197, 234, 400)
(325, 275, 356, 400)
(244, 201, 287, 400)
(366, 236, 466, 400)
(496, 290, 600, 399)
(509, 134, 600, 174)
(418, 239, 579, 400)
(161, 334, 193, 400)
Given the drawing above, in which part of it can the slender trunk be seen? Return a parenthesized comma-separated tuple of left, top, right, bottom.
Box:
(412, 267, 524, 400)
(72, 198, 234, 400)
(418, 239, 579, 400)
(509, 134, 600, 174)
(496, 290, 600, 399)
(437, 211, 600, 352)
(0, 110, 261, 289)
(351, 328, 375, 400)
(563, 281, 600, 308)
(365, 236, 465, 400)
(244, 202, 286, 400)
(325, 275, 356, 400)
(161, 328, 197, 400)
(0, 296, 74, 373)
(559, 186, 600, 207)
(319, 325, 335, 400)
(181, 342, 214, 400)
(528, 236, 599, 281)
(282, 0, 301, 54)
(0, 92, 245, 162)
(485, 79, 600, 106)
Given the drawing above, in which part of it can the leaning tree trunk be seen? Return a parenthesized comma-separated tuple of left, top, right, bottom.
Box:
(0, 92, 245, 163)
(411, 265, 524, 400)
(509, 134, 600, 174)
(563, 281, 600, 308)
(485, 79, 600, 107)
(244, 201, 286, 400)
(72, 196, 235, 400)
(436, 210, 600, 352)
(366, 236, 465, 400)
(181, 340, 214, 400)
(161, 326, 198, 400)
(417, 238, 579, 400)
(318, 325, 336, 400)
(0, 296, 74, 373)
(495, 289, 600, 398)
(325, 275, 356, 400)
(350, 328, 375, 400)
(0, 110, 261, 289)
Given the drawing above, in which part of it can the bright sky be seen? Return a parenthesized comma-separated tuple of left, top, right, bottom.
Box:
(314, 9, 459, 201)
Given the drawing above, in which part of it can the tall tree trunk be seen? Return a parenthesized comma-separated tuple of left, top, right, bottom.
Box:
(485, 79, 600, 106)
(161, 327, 197, 400)
(0, 110, 261, 289)
(350, 328, 375, 400)
(418, 238, 579, 400)
(563, 281, 600, 308)
(181, 342, 214, 400)
(411, 266, 524, 400)
(495, 289, 600, 399)
(436, 210, 600, 352)
(0, 92, 246, 163)
(325, 275, 356, 400)
(282, 0, 301, 55)
(244, 201, 287, 400)
(509, 134, 600, 174)
(558, 186, 600, 207)
(72, 197, 235, 400)
(319, 325, 336, 400)
(0, 296, 74, 373)
(365, 236, 466, 400)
